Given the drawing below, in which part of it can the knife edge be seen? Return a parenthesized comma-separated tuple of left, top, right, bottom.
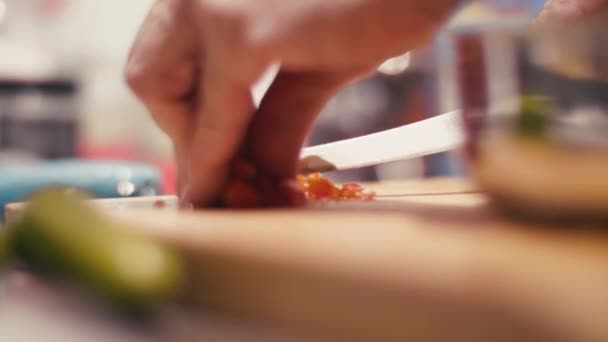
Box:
(298, 110, 464, 174)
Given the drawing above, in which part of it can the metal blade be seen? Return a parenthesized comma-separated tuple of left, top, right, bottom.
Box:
(298, 110, 464, 173)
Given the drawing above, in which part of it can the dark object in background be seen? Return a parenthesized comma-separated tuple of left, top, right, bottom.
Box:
(0, 78, 79, 160)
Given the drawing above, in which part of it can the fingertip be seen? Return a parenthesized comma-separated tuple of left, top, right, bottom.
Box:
(179, 198, 194, 211)
(223, 179, 262, 208)
(178, 182, 193, 209)
(279, 178, 307, 207)
(184, 157, 230, 208)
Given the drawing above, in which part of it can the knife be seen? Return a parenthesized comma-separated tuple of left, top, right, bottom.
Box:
(298, 110, 464, 173)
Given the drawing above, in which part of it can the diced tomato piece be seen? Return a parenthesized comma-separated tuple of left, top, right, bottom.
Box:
(296, 174, 310, 193)
(153, 199, 167, 208)
(298, 173, 334, 199)
(223, 179, 261, 208)
(341, 183, 364, 192)
(339, 183, 364, 199)
(360, 191, 376, 200)
(306, 177, 338, 199)
(295, 173, 374, 201)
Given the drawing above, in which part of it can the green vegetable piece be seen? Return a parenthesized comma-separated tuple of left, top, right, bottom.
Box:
(9, 189, 185, 313)
(0, 228, 10, 268)
(517, 95, 552, 138)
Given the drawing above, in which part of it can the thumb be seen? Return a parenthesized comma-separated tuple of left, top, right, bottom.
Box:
(535, 0, 608, 24)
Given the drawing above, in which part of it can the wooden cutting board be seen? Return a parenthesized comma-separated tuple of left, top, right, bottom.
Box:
(5, 178, 608, 341)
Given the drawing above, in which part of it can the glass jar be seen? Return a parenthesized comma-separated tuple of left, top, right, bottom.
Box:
(452, 10, 608, 222)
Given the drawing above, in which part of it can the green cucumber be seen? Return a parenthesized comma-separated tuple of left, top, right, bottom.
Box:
(8, 189, 185, 313)
(517, 95, 553, 138)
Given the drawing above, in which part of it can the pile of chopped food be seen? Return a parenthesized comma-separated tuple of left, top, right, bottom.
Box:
(297, 173, 375, 201)
(217, 158, 375, 208)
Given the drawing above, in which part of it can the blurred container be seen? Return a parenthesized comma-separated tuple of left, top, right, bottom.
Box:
(0, 0, 79, 161)
(451, 10, 608, 221)
(0, 79, 78, 159)
(0, 159, 162, 219)
(435, 0, 541, 115)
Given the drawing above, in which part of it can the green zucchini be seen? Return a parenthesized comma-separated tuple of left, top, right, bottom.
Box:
(8, 189, 185, 313)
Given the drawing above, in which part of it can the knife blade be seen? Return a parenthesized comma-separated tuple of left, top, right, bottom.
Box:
(298, 110, 464, 174)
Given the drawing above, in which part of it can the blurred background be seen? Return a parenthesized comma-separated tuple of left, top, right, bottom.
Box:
(6, 1, 606, 341)
(0, 0, 547, 195)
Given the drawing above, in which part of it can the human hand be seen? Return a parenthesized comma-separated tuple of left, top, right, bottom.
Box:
(125, 0, 458, 207)
(535, 0, 608, 24)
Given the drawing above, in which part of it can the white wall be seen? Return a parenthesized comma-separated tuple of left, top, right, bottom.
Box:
(46, 0, 171, 160)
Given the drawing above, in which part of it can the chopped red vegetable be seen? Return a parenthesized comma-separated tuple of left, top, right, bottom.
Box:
(297, 173, 375, 201)
(217, 158, 375, 208)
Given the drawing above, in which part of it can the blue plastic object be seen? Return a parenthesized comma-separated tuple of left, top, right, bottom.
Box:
(0, 159, 162, 218)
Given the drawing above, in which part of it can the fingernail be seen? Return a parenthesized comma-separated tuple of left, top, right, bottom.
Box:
(179, 186, 194, 210)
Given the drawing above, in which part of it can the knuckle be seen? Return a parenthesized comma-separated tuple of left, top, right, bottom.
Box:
(124, 62, 141, 89)
(124, 62, 151, 100)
